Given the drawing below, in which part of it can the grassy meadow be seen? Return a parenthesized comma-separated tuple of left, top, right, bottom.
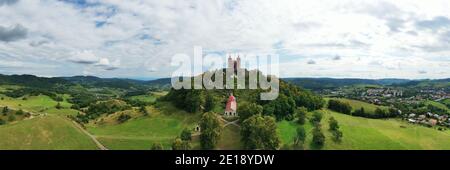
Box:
(86, 102, 200, 150)
(0, 94, 77, 116)
(0, 115, 98, 150)
(277, 109, 450, 150)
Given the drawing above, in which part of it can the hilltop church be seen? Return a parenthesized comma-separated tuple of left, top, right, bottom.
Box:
(223, 55, 241, 117)
(228, 55, 241, 71)
(224, 93, 237, 117)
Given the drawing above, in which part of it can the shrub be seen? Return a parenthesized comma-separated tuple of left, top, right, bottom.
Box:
(312, 124, 325, 148)
(151, 143, 164, 150)
(117, 114, 131, 123)
(180, 128, 192, 141)
(310, 111, 323, 124)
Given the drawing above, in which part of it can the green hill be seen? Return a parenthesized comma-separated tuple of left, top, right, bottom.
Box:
(278, 109, 450, 150)
(0, 115, 98, 150)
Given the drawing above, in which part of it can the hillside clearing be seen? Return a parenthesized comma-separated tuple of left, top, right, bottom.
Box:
(87, 103, 200, 150)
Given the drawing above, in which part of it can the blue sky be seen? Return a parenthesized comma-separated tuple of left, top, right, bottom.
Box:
(0, 0, 449, 79)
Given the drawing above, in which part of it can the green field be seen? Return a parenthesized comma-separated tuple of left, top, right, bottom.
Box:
(87, 103, 200, 150)
(129, 95, 157, 103)
(0, 115, 98, 150)
(0, 94, 78, 116)
(326, 98, 389, 114)
(277, 109, 450, 150)
(0, 95, 71, 112)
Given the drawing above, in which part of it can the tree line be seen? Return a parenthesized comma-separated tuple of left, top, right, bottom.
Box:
(327, 99, 396, 119)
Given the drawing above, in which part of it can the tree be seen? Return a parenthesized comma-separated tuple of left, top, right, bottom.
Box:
(204, 93, 215, 112)
(55, 102, 62, 109)
(55, 96, 64, 102)
(241, 114, 280, 150)
(151, 143, 164, 150)
(295, 90, 325, 111)
(139, 105, 148, 116)
(328, 117, 339, 131)
(328, 117, 343, 143)
(331, 130, 343, 143)
(15, 109, 24, 115)
(117, 114, 131, 123)
(353, 107, 365, 116)
(199, 112, 222, 149)
(8, 115, 16, 122)
(2, 106, 8, 114)
(271, 94, 296, 120)
(0, 119, 5, 125)
(328, 100, 352, 114)
(310, 111, 323, 124)
(374, 108, 387, 118)
(295, 107, 307, 125)
(312, 123, 325, 148)
(294, 126, 306, 149)
(239, 102, 263, 122)
(172, 137, 191, 150)
(180, 128, 192, 141)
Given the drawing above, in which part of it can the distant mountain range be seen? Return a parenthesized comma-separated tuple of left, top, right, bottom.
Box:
(0, 74, 448, 90)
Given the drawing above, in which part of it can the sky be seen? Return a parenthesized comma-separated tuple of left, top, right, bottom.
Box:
(0, 0, 449, 79)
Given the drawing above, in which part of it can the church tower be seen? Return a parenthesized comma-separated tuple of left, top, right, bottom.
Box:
(228, 55, 233, 69)
(227, 55, 241, 70)
(236, 55, 241, 69)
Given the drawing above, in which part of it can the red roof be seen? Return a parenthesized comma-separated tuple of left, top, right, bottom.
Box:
(225, 95, 236, 112)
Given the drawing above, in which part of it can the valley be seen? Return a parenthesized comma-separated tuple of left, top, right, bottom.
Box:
(0, 74, 449, 150)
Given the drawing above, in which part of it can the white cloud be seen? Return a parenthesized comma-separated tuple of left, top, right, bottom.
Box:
(69, 50, 99, 64)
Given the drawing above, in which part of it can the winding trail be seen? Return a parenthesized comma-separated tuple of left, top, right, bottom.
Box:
(71, 121, 108, 150)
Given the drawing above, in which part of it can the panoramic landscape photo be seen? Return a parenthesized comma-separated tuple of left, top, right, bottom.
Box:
(0, 0, 449, 150)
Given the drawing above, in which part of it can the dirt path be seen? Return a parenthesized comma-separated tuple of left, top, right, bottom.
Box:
(71, 121, 108, 150)
(218, 116, 240, 127)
